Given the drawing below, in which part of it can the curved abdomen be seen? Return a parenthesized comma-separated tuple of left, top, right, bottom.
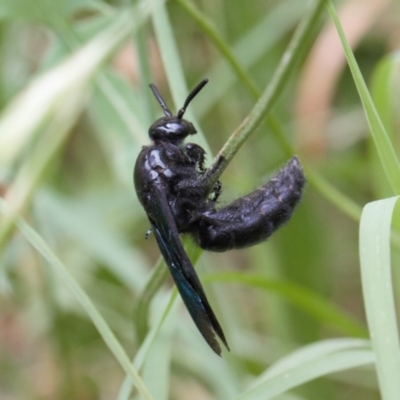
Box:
(192, 156, 305, 252)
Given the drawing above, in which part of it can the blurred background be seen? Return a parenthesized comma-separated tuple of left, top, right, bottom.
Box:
(0, 0, 399, 399)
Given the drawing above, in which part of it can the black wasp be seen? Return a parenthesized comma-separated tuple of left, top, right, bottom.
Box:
(134, 79, 305, 355)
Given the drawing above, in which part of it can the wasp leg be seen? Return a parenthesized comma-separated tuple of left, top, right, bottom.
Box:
(191, 156, 305, 252)
(210, 180, 222, 202)
(184, 143, 206, 172)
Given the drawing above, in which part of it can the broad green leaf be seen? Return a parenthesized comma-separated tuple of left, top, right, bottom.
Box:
(359, 197, 400, 400)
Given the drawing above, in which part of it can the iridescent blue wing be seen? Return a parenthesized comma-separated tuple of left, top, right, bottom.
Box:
(146, 185, 229, 355)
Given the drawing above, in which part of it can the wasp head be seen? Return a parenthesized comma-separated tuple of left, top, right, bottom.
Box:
(148, 79, 208, 144)
(148, 116, 197, 143)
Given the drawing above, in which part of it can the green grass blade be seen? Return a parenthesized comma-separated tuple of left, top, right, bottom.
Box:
(359, 197, 400, 400)
(0, 198, 154, 400)
(306, 168, 362, 222)
(204, 0, 326, 188)
(368, 53, 400, 198)
(262, 338, 371, 380)
(0, 0, 105, 22)
(370, 52, 400, 136)
(175, 0, 259, 97)
(136, 291, 175, 400)
(327, 1, 400, 195)
(0, 13, 126, 166)
(36, 190, 150, 291)
(134, 257, 169, 342)
(150, 0, 211, 153)
(0, 12, 134, 251)
(237, 339, 374, 400)
(206, 272, 367, 337)
(117, 291, 178, 400)
(194, 0, 308, 118)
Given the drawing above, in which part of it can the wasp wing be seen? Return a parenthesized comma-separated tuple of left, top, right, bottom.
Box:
(146, 185, 229, 355)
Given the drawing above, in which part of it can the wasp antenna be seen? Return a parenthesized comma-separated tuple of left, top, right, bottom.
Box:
(149, 83, 173, 117)
(177, 78, 209, 119)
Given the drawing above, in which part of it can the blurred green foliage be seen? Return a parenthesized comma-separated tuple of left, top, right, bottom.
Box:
(0, 0, 400, 399)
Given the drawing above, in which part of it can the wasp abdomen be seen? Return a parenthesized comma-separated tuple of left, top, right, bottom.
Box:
(192, 156, 305, 252)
